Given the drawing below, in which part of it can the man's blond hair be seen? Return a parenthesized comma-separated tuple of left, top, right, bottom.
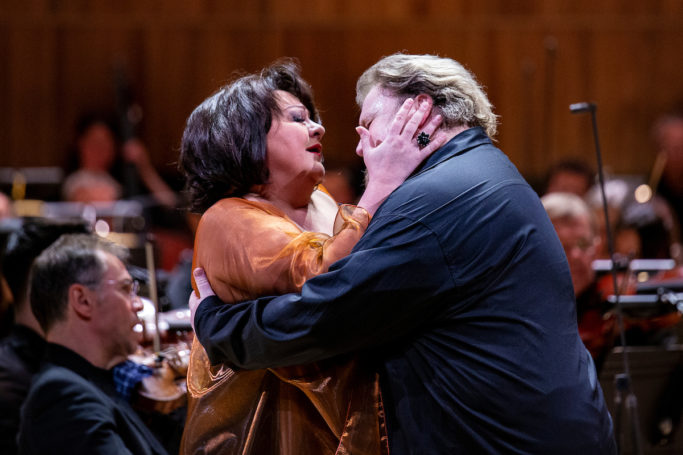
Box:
(356, 53, 498, 137)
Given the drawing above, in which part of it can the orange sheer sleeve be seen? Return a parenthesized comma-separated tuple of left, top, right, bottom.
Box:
(192, 197, 369, 302)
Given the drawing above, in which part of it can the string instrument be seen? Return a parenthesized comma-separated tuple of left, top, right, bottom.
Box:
(627, 265, 683, 334)
(131, 301, 193, 414)
(586, 261, 683, 354)
(129, 239, 193, 415)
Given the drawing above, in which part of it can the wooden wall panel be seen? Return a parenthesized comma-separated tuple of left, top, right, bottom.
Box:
(0, 23, 9, 162)
(1, 1, 683, 192)
(51, 24, 145, 167)
(591, 30, 654, 174)
(5, 24, 58, 167)
(545, 30, 594, 170)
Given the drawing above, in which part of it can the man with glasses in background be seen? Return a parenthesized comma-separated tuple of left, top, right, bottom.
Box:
(0, 218, 89, 455)
(17, 233, 168, 455)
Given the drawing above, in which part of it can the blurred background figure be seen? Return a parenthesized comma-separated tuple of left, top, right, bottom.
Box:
(650, 108, 683, 263)
(62, 112, 193, 274)
(585, 176, 680, 262)
(0, 218, 89, 455)
(63, 112, 177, 208)
(541, 192, 614, 372)
(16, 233, 168, 455)
(652, 108, 683, 229)
(620, 197, 680, 261)
(543, 158, 595, 197)
(585, 178, 646, 260)
(0, 192, 13, 221)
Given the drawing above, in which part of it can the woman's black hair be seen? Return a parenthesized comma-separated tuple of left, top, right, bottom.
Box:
(179, 59, 319, 212)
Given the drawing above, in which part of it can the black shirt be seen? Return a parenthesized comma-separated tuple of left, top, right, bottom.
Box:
(18, 343, 168, 455)
(0, 325, 46, 455)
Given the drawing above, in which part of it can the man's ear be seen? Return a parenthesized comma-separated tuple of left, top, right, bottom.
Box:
(414, 94, 435, 129)
(414, 93, 433, 106)
(69, 283, 95, 320)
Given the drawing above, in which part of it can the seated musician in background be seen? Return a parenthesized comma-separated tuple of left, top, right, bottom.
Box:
(0, 192, 12, 220)
(0, 207, 14, 337)
(63, 112, 193, 273)
(0, 218, 89, 455)
(541, 192, 614, 372)
(17, 234, 168, 455)
(584, 179, 639, 260)
(619, 197, 680, 263)
(543, 193, 682, 371)
(543, 158, 595, 197)
(652, 107, 683, 237)
(584, 176, 680, 262)
(63, 112, 176, 208)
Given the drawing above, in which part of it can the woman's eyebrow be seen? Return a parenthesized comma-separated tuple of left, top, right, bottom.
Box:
(283, 104, 306, 111)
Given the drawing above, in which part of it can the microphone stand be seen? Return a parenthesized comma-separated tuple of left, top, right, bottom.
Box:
(570, 102, 644, 455)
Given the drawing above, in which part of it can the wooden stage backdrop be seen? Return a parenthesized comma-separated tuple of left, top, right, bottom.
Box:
(2, 0, 683, 190)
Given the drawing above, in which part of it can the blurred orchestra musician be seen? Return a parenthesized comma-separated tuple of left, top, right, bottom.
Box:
(63, 112, 176, 208)
(643, 108, 683, 446)
(543, 158, 595, 197)
(541, 192, 614, 371)
(1, 220, 186, 454)
(543, 186, 683, 375)
(585, 179, 637, 261)
(650, 108, 683, 264)
(62, 112, 192, 273)
(652, 108, 683, 237)
(0, 218, 89, 455)
(0, 192, 13, 221)
(17, 234, 168, 455)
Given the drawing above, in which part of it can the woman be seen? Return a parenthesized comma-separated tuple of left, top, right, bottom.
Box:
(179, 60, 444, 455)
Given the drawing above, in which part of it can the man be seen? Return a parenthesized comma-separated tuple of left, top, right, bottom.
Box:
(543, 158, 595, 197)
(542, 192, 601, 303)
(17, 234, 168, 455)
(541, 192, 613, 371)
(0, 219, 88, 454)
(192, 54, 616, 454)
(652, 108, 683, 234)
(0, 192, 11, 221)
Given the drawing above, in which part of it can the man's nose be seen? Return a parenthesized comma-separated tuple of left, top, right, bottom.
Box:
(132, 296, 144, 312)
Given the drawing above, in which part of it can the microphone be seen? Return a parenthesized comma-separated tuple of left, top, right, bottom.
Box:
(570, 99, 645, 454)
(569, 102, 596, 114)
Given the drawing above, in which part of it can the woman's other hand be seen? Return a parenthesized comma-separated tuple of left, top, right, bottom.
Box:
(189, 267, 216, 331)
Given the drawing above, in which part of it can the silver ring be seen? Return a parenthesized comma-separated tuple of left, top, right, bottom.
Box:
(416, 132, 431, 148)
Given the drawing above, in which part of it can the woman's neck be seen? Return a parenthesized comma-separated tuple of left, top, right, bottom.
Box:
(249, 183, 316, 228)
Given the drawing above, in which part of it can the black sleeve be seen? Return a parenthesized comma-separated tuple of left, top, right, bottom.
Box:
(195, 216, 455, 369)
(19, 378, 134, 455)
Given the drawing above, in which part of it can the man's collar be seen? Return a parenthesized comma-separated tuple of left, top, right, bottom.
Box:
(45, 342, 113, 384)
(416, 126, 492, 176)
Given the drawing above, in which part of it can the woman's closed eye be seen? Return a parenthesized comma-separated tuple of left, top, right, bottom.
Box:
(292, 112, 307, 123)
(285, 106, 309, 123)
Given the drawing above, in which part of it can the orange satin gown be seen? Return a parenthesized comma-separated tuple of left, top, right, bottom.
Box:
(181, 190, 388, 455)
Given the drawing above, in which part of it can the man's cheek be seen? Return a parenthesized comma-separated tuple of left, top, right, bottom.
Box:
(369, 126, 388, 147)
